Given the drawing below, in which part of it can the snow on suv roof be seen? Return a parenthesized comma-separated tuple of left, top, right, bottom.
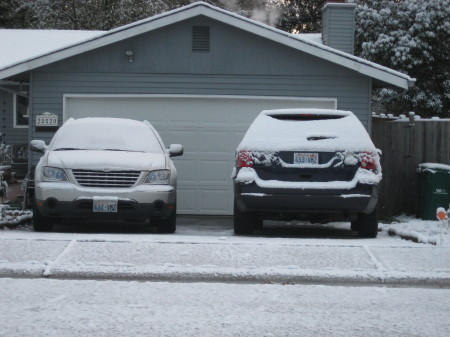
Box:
(238, 109, 376, 152)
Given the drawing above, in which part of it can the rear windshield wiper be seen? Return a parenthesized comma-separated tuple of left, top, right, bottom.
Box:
(53, 148, 85, 151)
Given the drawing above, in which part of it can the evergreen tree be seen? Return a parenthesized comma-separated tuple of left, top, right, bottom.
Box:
(0, 0, 35, 28)
(355, 0, 450, 117)
(10, 0, 171, 30)
(277, 0, 325, 33)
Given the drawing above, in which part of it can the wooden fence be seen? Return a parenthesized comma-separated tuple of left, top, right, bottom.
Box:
(372, 118, 450, 219)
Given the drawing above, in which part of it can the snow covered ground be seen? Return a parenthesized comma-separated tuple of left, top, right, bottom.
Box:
(1, 216, 449, 287)
(381, 215, 450, 246)
(1, 216, 449, 336)
(1, 278, 449, 337)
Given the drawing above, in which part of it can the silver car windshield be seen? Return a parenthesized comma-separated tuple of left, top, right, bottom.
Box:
(50, 121, 164, 153)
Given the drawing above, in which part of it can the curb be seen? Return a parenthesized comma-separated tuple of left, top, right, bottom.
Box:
(2, 265, 449, 288)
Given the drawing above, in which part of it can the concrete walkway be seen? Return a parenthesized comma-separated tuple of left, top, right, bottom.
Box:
(1, 233, 449, 287)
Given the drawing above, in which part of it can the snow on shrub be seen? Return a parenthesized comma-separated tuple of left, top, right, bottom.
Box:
(386, 215, 449, 246)
(355, 0, 450, 117)
(0, 205, 33, 229)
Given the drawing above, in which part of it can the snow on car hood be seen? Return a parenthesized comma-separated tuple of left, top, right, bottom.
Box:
(237, 109, 377, 152)
(46, 150, 166, 171)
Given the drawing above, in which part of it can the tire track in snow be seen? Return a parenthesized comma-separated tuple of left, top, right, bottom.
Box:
(363, 246, 386, 270)
(43, 239, 77, 277)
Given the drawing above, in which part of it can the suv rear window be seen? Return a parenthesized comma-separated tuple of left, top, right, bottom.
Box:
(267, 114, 346, 121)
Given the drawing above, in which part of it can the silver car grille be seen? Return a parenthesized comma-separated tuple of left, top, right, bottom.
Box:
(72, 169, 141, 188)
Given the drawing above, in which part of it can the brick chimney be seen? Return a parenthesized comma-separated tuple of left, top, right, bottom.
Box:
(322, 0, 356, 55)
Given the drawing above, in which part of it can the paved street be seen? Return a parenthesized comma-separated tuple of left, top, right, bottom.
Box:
(1, 278, 449, 337)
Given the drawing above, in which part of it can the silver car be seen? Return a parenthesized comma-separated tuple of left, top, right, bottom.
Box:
(30, 117, 183, 233)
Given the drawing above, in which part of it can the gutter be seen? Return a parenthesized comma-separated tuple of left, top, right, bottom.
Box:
(372, 88, 409, 108)
(0, 86, 28, 97)
(0, 80, 29, 86)
(372, 74, 415, 107)
(0, 80, 29, 97)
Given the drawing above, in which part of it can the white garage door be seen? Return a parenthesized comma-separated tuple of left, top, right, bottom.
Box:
(64, 95, 336, 215)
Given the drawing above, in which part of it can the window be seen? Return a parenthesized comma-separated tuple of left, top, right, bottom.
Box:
(268, 114, 345, 121)
(13, 94, 29, 128)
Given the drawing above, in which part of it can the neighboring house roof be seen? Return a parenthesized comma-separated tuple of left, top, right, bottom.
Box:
(0, 29, 103, 70)
(0, 2, 415, 89)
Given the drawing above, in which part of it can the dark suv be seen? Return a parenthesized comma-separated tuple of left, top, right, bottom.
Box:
(232, 109, 381, 237)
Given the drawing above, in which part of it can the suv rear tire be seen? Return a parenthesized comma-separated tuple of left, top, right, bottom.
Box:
(356, 206, 378, 238)
(233, 200, 255, 235)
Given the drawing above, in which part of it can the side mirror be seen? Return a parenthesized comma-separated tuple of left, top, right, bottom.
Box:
(30, 140, 47, 153)
(168, 144, 183, 157)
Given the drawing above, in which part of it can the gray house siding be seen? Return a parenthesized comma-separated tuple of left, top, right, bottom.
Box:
(0, 90, 28, 145)
(322, 5, 355, 55)
(44, 17, 357, 76)
(29, 16, 371, 164)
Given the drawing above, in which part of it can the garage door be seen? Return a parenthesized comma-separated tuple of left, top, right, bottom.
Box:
(64, 95, 336, 215)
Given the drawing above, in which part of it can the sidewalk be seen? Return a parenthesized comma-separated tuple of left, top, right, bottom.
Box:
(1, 235, 449, 287)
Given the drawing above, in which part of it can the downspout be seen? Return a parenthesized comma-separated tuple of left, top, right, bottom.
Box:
(28, 73, 33, 172)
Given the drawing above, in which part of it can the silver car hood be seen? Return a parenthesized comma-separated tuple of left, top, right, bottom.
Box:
(46, 150, 166, 171)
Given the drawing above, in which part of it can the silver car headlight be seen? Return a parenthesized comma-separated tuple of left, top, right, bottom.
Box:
(42, 167, 68, 182)
(144, 170, 170, 185)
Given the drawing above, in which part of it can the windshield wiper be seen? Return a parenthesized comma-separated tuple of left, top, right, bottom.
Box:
(54, 148, 85, 151)
(103, 149, 143, 152)
(54, 148, 143, 152)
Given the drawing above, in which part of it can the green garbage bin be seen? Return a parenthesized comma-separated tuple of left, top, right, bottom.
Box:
(418, 163, 450, 220)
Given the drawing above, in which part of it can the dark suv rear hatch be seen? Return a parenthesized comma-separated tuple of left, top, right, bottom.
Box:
(251, 151, 358, 182)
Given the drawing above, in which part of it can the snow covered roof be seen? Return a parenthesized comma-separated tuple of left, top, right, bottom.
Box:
(0, 29, 104, 71)
(296, 33, 323, 45)
(0, 2, 415, 89)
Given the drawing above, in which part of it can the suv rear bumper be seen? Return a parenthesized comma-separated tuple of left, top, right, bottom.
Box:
(234, 182, 378, 217)
(35, 182, 175, 220)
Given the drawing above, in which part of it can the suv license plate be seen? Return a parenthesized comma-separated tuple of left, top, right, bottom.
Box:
(294, 152, 319, 165)
(93, 197, 118, 213)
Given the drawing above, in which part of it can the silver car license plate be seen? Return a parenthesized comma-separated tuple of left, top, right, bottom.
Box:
(93, 197, 118, 213)
(294, 152, 319, 164)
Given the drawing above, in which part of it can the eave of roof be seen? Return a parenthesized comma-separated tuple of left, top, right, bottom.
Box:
(0, 2, 415, 90)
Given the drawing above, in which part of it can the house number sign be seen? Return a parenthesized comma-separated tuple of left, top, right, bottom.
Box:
(36, 112, 58, 127)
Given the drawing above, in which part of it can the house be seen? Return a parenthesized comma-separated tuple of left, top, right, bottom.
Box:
(0, 1, 414, 215)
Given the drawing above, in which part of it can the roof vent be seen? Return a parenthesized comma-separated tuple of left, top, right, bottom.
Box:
(192, 26, 210, 52)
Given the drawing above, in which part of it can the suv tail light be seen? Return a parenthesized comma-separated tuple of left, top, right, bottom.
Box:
(360, 152, 377, 171)
(237, 150, 253, 168)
